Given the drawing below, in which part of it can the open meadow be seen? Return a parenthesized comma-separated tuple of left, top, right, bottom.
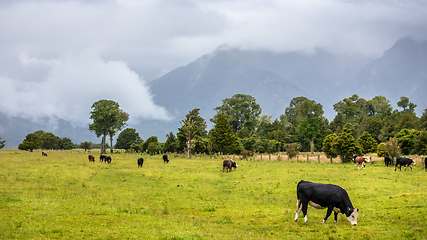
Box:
(0, 149, 426, 239)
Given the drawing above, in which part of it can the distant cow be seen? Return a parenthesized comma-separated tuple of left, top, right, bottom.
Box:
(223, 158, 238, 172)
(294, 180, 359, 225)
(105, 156, 112, 164)
(88, 154, 95, 162)
(42, 151, 47, 156)
(395, 157, 416, 171)
(352, 155, 370, 170)
(163, 154, 169, 163)
(100, 155, 107, 162)
(384, 155, 392, 167)
(425, 157, 427, 171)
(137, 158, 144, 167)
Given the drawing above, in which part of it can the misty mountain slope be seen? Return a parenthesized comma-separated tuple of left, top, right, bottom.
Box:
(149, 47, 368, 120)
(337, 37, 427, 111)
(0, 112, 98, 149)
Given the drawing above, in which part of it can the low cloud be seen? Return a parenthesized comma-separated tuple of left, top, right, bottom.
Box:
(0, 49, 171, 126)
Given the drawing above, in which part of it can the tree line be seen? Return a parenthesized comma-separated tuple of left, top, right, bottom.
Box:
(11, 94, 427, 162)
(98, 94, 426, 162)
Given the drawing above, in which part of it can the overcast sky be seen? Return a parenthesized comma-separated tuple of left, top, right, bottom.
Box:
(1, 0, 426, 126)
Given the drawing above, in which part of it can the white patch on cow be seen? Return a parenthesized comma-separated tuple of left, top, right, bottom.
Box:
(294, 200, 302, 222)
(308, 201, 325, 209)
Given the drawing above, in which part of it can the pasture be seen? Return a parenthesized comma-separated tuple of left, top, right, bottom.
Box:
(0, 149, 426, 239)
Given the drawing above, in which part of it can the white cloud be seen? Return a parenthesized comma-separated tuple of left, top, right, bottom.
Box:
(0, 49, 170, 126)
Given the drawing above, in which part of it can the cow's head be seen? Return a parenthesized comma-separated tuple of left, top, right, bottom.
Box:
(412, 159, 416, 166)
(346, 208, 359, 225)
(232, 161, 238, 169)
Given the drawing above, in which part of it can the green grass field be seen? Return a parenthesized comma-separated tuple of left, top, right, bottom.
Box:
(0, 149, 426, 239)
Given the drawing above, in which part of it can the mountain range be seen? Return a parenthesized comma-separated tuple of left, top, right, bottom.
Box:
(1, 37, 426, 148)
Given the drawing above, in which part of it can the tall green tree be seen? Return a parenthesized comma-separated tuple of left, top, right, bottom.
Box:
(59, 137, 74, 150)
(178, 109, 207, 158)
(210, 113, 238, 154)
(80, 141, 92, 152)
(414, 131, 427, 155)
(212, 94, 261, 133)
(141, 136, 158, 152)
(357, 132, 377, 154)
(40, 132, 59, 149)
(18, 133, 42, 152)
(115, 128, 142, 150)
(333, 124, 361, 163)
(89, 99, 129, 154)
(322, 133, 338, 159)
(285, 97, 326, 153)
(396, 128, 417, 155)
(397, 96, 417, 114)
(164, 132, 178, 153)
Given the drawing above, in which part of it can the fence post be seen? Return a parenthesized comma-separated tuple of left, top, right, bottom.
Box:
(297, 154, 299, 162)
(318, 155, 320, 163)
(307, 154, 309, 163)
(269, 155, 271, 161)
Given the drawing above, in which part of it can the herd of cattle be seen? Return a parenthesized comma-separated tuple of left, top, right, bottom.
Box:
(42, 150, 425, 226)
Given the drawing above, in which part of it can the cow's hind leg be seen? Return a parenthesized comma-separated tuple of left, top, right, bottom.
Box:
(294, 200, 302, 222)
(334, 211, 339, 223)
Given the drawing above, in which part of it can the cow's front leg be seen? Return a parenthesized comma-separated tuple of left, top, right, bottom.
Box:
(323, 206, 333, 223)
(334, 211, 338, 223)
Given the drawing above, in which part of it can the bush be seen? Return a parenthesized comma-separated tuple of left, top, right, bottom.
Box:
(376, 142, 387, 157)
(286, 143, 299, 159)
(241, 150, 254, 159)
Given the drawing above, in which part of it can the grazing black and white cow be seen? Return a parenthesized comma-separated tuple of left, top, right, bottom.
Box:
(105, 156, 112, 164)
(223, 159, 238, 172)
(163, 154, 169, 163)
(100, 155, 107, 162)
(137, 158, 144, 167)
(395, 157, 416, 171)
(42, 151, 48, 156)
(384, 155, 392, 167)
(352, 155, 370, 170)
(294, 180, 359, 225)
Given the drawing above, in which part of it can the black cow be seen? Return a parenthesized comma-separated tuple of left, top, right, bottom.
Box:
(395, 157, 416, 171)
(223, 159, 238, 172)
(384, 155, 392, 167)
(163, 154, 169, 163)
(137, 158, 144, 167)
(425, 157, 427, 171)
(105, 156, 112, 164)
(100, 155, 107, 162)
(294, 180, 359, 225)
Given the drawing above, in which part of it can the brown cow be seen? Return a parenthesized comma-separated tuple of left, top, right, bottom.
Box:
(223, 158, 238, 172)
(88, 154, 95, 162)
(352, 155, 370, 170)
(42, 151, 47, 156)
